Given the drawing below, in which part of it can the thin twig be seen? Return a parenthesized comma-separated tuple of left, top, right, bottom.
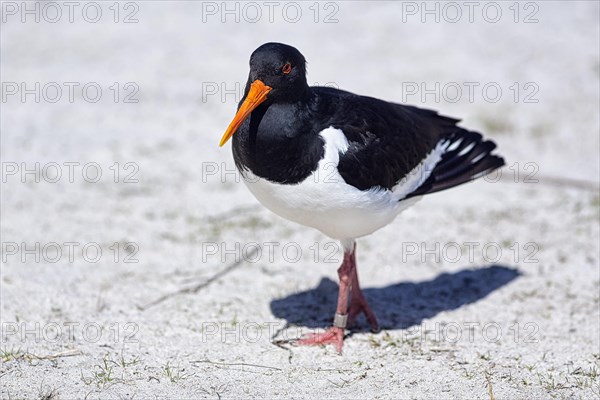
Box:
(191, 359, 282, 371)
(6, 349, 82, 361)
(541, 176, 599, 191)
(484, 370, 496, 400)
(138, 246, 261, 311)
(34, 349, 82, 360)
(500, 174, 599, 191)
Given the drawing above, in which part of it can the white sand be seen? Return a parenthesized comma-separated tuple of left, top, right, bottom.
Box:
(1, 1, 599, 399)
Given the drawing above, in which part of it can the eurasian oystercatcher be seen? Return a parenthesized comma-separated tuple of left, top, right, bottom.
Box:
(219, 42, 505, 353)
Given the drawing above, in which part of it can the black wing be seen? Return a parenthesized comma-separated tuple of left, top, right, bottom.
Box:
(312, 87, 505, 196)
(405, 130, 505, 198)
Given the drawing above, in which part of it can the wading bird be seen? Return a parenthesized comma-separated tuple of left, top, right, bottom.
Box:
(219, 42, 504, 352)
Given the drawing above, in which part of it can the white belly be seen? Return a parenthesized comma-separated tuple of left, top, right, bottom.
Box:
(240, 127, 444, 240)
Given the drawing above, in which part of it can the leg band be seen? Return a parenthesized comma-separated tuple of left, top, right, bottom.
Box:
(333, 313, 348, 329)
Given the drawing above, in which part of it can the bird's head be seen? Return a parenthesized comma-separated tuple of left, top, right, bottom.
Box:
(219, 42, 308, 147)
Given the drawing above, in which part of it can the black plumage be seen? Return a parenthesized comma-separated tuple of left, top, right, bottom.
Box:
(230, 43, 504, 196)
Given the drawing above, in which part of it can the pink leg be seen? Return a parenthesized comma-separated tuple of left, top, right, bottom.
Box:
(347, 246, 380, 332)
(296, 247, 354, 352)
(297, 243, 379, 352)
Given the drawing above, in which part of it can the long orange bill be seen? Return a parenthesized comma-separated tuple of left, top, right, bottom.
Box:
(219, 80, 272, 147)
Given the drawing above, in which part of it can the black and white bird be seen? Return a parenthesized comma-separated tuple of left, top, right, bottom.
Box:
(219, 42, 505, 352)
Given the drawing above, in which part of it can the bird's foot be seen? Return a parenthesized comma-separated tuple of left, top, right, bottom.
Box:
(348, 297, 381, 333)
(296, 326, 345, 353)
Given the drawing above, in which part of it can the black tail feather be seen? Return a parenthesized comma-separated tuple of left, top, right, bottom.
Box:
(406, 130, 505, 198)
(436, 141, 497, 180)
(437, 131, 483, 169)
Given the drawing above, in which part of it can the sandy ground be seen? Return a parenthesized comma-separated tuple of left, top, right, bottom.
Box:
(1, 1, 599, 399)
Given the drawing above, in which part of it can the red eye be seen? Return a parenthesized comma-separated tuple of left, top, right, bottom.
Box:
(282, 62, 292, 74)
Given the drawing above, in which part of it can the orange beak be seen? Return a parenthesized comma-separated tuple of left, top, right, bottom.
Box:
(219, 80, 272, 147)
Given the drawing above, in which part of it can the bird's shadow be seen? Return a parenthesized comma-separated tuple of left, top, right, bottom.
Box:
(270, 265, 520, 331)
